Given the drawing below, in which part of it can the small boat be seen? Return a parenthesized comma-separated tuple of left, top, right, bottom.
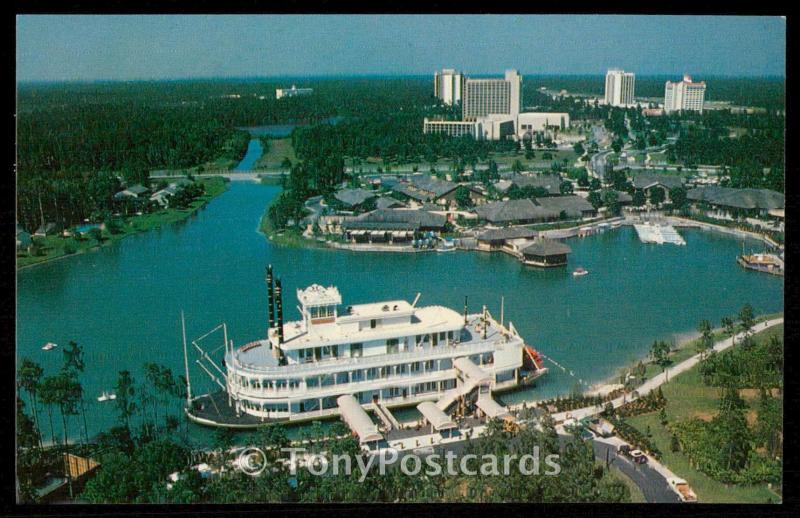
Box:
(41, 342, 58, 351)
(438, 240, 456, 252)
(97, 391, 117, 402)
(572, 267, 589, 277)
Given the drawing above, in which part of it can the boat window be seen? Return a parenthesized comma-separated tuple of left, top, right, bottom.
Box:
(370, 319, 377, 329)
(350, 343, 363, 357)
(386, 338, 399, 354)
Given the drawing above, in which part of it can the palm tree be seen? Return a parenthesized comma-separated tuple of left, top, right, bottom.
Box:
(38, 376, 60, 448)
(17, 358, 44, 449)
(62, 341, 89, 445)
(115, 370, 137, 432)
(696, 320, 714, 360)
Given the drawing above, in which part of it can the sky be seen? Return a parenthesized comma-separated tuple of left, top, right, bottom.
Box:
(16, 15, 786, 81)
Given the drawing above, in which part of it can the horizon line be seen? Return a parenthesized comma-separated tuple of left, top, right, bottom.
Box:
(17, 72, 787, 85)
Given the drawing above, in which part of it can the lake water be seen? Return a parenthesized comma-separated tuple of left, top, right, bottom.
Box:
(232, 139, 263, 171)
(16, 143, 783, 444)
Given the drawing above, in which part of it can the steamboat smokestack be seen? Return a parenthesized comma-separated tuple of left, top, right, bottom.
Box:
(464, 296, 468, 325)
(266, 265, 275, 335)
(275, 278, 285, 346)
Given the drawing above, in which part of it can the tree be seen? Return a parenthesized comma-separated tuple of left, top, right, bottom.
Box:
(721, 316, 736, 342)
(115, 370, 137, 431)
(511, 159, 524, 174)
(631, 190, 646, 207)
(669, 186, 688, 210)
(602, 190, 620, 216)
(17, 358, 44, 449)
(589, 178, 601, 191)
(454, 186, 475, 209)
(573, 142, 585, 156)
(587, 191, 603, 210)
(738, 303, 755, 335)
(696, 320, 714, 360)
(648, 186, 666, 206)
(62, 340, 89, 445)
(559, 181, 574, 195)
(650, 340, 671, 377)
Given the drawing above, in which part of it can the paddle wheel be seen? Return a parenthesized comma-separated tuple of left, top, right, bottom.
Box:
(523, 345, 544, 371)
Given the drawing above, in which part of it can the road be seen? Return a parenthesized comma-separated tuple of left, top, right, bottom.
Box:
(592, 436, 681, 502)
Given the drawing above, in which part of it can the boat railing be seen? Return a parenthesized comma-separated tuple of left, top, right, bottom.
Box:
(231, 368, 455, 398)
(231, 336, 509, 375)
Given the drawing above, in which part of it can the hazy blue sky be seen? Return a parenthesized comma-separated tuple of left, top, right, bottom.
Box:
(17, 15, 785, 81)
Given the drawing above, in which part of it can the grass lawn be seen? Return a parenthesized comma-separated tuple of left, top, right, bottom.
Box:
(255, 138, 297, 170)
(624, 324, 783, 504)
(17, 177, 228, 270)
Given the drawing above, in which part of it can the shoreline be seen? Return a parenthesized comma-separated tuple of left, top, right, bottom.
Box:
(16, 178, 229, 272)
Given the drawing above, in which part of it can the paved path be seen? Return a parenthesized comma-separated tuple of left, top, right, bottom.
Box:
(549, 317, 783, 423)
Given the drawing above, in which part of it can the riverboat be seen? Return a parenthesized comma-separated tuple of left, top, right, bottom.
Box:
(185, 266, 548, 435)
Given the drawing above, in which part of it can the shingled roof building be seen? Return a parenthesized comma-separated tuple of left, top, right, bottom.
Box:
(474, 196, 596, 225)
(476, 227, 539, 251)
(342, 209, 447, 243)
(505, 173, 563, 196)
(687, 186, 784, 218)
(521, 238, 572, 267)
(391, 177, 458, 203)
(333, 188, 377, 209)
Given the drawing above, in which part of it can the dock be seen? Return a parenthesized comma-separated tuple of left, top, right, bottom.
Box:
(634, 223, 686, 245)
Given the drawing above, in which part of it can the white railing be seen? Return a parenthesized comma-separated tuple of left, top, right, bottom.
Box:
(230, 335, 512, 377)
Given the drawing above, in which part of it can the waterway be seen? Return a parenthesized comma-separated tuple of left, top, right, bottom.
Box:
(16, 140, 783, 444)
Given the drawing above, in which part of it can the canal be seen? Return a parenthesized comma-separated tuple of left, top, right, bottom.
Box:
(16, 141, 784, 444)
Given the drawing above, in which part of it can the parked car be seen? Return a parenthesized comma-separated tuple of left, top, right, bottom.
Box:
(617, 443, 631, 456)
(668, 477, 698, 502)
(630, 449, 648, 464)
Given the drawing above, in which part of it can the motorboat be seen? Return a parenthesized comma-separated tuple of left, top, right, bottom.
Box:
(97, 391, 117, 402)
(572, 267, 589, 277)
(41, 342, 58, 351)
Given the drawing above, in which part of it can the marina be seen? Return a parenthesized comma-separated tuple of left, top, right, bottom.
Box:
(633, 222, 686, 246)
(16, 182, 784, 444)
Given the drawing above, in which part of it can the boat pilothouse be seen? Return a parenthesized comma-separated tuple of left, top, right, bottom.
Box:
(186, 265, 547, 428)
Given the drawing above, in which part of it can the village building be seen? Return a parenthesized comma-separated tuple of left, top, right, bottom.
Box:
(341, 209, 448, 243)
(476, 227, 539, 252)
(520, 238, 572, 267)
(333, 188, 378, 210)
(686, 186, 784, 220)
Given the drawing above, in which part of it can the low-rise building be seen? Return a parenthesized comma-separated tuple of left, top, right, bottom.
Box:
(276, 85, 313, 99)
(521, 238, 572, 267)
(113, 184, 150, 201)
(423, 118, 481, 139)
(687, 186, 784, 219)
(341, 209, 448, 243)
(34, 222, 58, 237)
(333, 188, 377, 210)
(517, 112, 570, 139)
(16, 225, 32, 252)
(476, 227, 539, 252)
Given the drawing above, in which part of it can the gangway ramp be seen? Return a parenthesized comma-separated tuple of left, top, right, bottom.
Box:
(374, 402, 401, 431)
(436, 357, 492, 412)
(417, 401, 457, 434)
(337, 395, 383, 444)
(476, 394, 513, 420)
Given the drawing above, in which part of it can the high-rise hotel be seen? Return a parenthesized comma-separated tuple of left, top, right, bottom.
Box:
(604, 69, 636, 107)
(433, 69, 464, 106)
(462, 69, 522, 120)
(664, 75, 706, 113)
